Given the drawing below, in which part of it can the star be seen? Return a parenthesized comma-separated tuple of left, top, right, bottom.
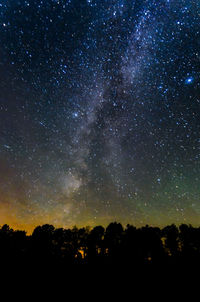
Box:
(185, 76, 194, 85)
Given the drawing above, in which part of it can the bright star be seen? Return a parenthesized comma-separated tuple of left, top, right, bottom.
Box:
(185, 77, 194, 84)
(73, 112, 78, 118)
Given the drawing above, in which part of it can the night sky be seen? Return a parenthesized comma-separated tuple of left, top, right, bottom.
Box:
(0, 0, 200, 233)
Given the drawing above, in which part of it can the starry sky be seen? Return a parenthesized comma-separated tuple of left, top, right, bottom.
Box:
(0, 0, 200, 233)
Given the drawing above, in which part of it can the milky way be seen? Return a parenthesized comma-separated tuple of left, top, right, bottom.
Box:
(0, 0, 200, 232)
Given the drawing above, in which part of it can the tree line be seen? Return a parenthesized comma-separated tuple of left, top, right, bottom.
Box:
(1, 222, 200, 269)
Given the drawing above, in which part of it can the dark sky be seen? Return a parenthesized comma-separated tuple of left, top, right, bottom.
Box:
(0, 0, 200, 232)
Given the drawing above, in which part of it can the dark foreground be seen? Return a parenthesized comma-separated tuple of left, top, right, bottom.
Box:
(1, 222, 200, 271)
(1, 222, 200, 295)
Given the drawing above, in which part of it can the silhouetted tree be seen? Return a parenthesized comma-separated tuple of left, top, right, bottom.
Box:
(31, 224, 55, 264)
(179, 224, 200, 265)
(77, 227, 90, 262)
(61, 228, 77, 264)
(87, 225, 105, 263)
(104, 222, 124, 263)
(162, 224, 180, 263)
(122, 224, 138, 266)
(137, 225, 164, 265)
(53, 227, 65, 261)
(11, 230, 27, 261)
(0, 224, 14, 262)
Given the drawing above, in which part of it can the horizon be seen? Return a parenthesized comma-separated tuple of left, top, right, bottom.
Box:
(2, 220, 200, 236)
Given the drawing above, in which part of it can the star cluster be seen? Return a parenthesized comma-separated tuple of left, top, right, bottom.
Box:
(0, 0, 200, 232)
